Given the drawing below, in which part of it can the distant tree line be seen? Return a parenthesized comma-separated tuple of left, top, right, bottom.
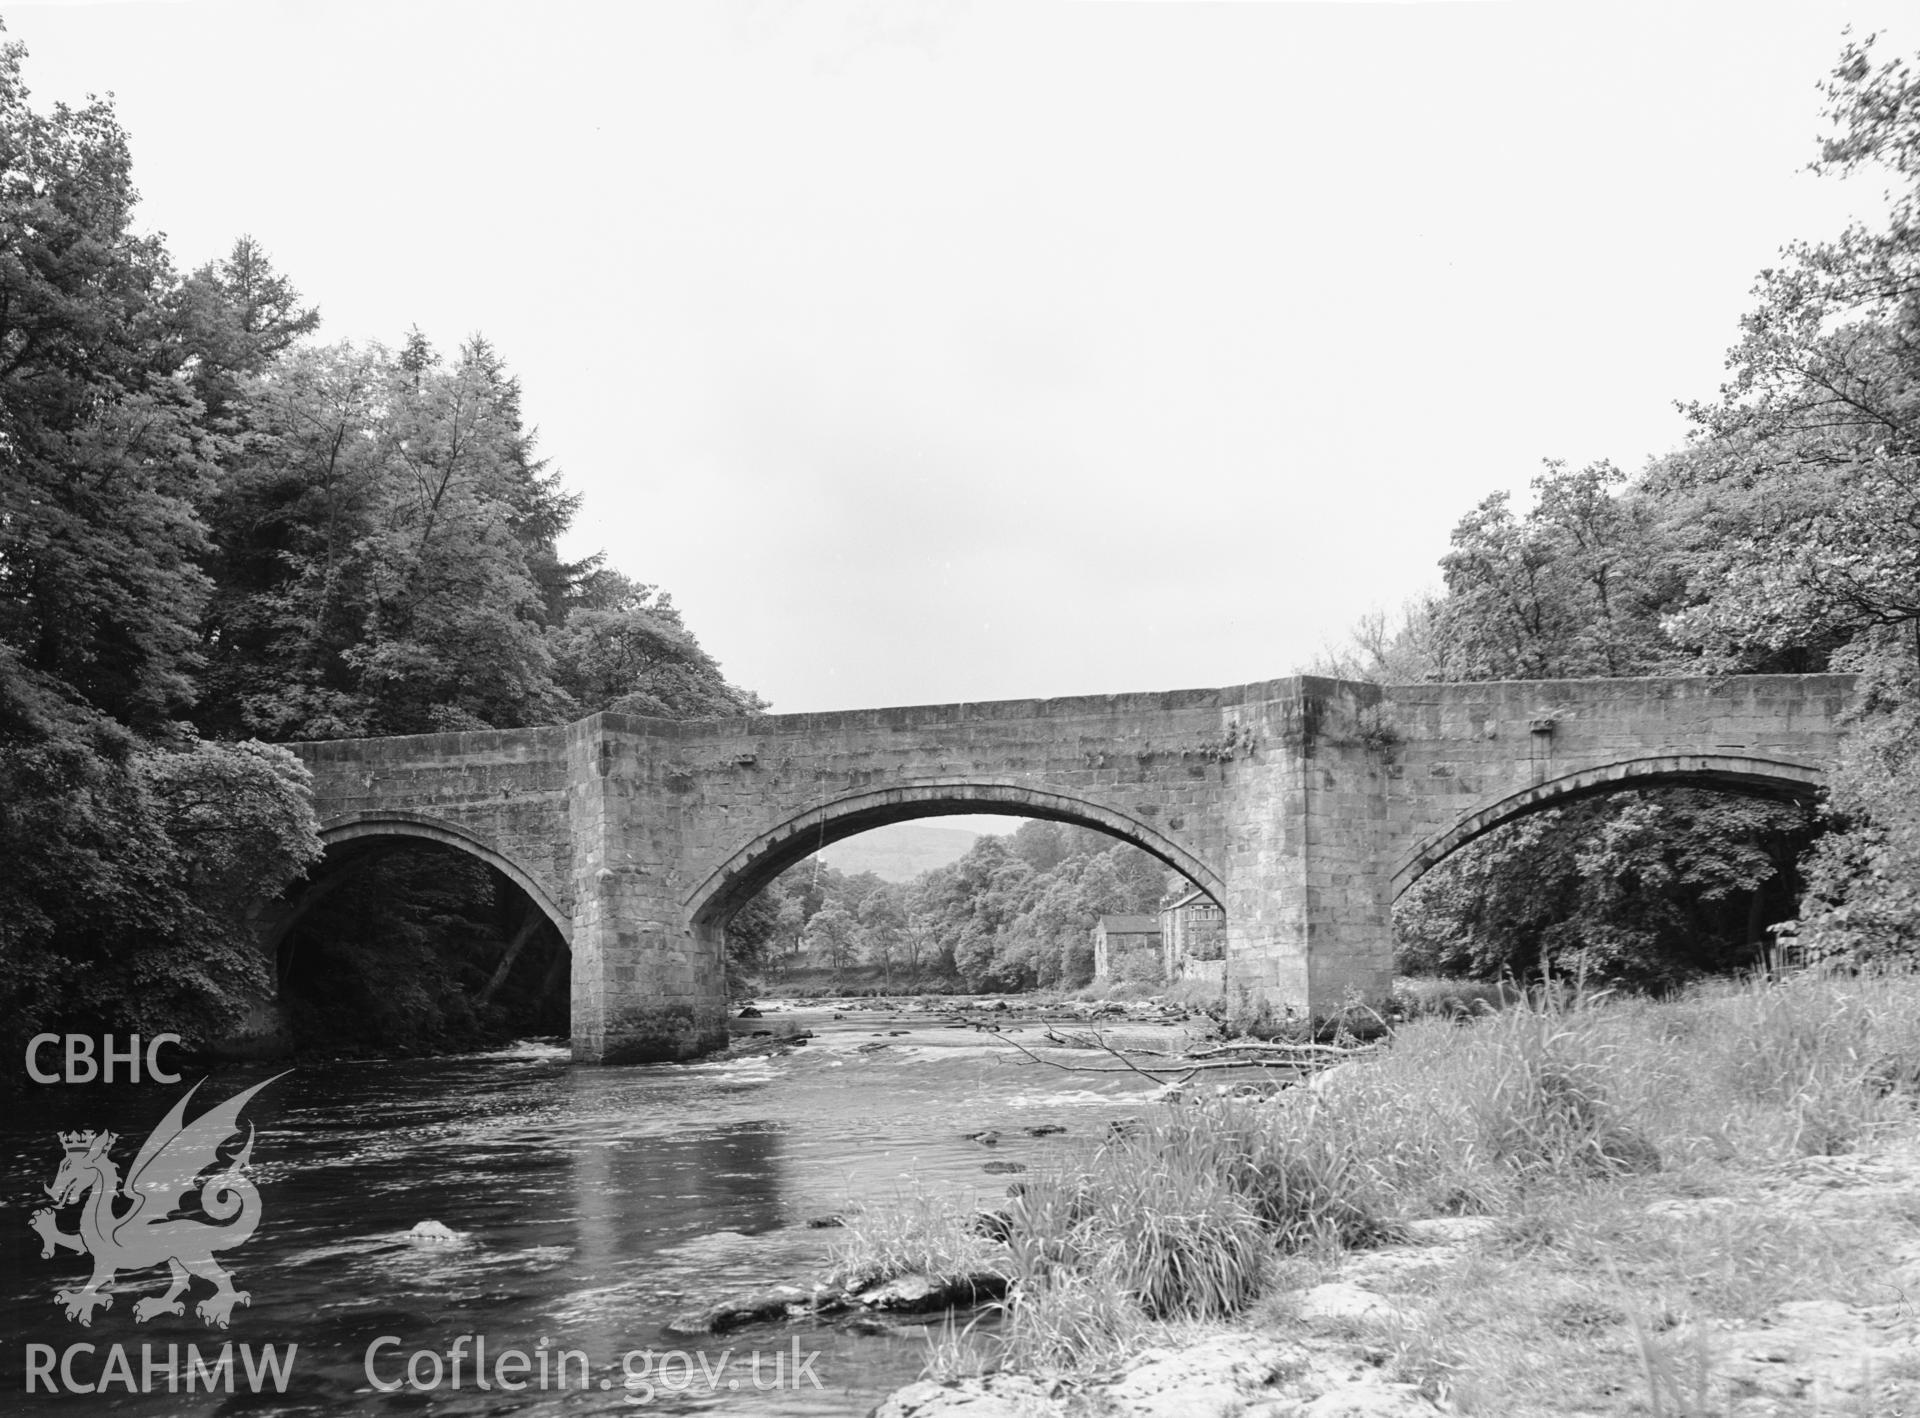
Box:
(1306, 38, 1920, 988)
(728, 820, 1175, 995)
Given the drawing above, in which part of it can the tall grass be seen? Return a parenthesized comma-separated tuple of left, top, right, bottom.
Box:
(1391, 975, 1518, 1019)
(838, 971, 1920, 1376)
(828, 1183, 1004, 1291)
(1299, 971, 1920, 1212)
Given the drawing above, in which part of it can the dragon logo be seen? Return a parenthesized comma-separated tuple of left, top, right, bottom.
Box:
(30, 1073, 286, 1328)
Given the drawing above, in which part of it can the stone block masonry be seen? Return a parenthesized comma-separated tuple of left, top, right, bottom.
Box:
(287, 674, 1855, 1063)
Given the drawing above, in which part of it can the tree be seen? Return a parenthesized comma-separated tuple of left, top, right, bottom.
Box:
(0, 22, 772, 1056)
(856, 887, 907, 987)
(195, 339, 391, 737)
(1430, 461, 1683, 682)
(1658, 37, 1920, 670)
(1788, 678, 1920, 966)
(911, 836, 1038, 991)
(199, 336, 581, 737)
(1297, 598, 1441, 684)
(726, 879, 792, 994)
(339, 335, 570, 733)
(200, 332, 759, 741)
(169, 235, 319, 423)
(140, 740, 323, 919)
(0, 31, 219, 736)
(0, 734, 321, 1055)
(548, 573, 764, 720)
(1397, 789, 1811, 987)
(1005, 819, 1080, 874)
(802, 901, 858, 973)
(1646, 37, 1920, 968)
(1382, 451, 1805, 983)
(901, 910, 941, 982)
(0, 29, 331, 1055)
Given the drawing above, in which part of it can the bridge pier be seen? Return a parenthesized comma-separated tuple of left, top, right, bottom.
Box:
(1220, 678, 1395, 1023)
(565, 719, 730, 1063)
(566, 899, 729, 1063)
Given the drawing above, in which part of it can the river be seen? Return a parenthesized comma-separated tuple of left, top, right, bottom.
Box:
(3, 1003, 1170, 1416)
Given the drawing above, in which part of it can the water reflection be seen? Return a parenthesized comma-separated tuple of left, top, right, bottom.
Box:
(2, 1016, 1162, 1416)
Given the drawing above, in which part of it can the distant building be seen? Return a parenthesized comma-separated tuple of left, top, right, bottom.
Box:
(1161, 887, 1226, 989)
(1091, 914, 1163, 984)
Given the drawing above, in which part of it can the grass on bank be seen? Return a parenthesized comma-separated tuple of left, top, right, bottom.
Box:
(832, 970, 1920, 1410)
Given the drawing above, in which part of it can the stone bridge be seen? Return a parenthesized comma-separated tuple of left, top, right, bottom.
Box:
(287, 672, 1855, 1062)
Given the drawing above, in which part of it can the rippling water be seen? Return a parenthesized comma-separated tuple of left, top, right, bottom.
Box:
(3, 1005, 1167, 1415)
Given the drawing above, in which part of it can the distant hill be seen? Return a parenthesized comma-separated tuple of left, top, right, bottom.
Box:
(815, 822, 982, 882)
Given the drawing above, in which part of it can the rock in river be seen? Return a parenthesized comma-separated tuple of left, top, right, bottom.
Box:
(856, 1272, 1009, 1313)
(663, 1284, 814, 1337)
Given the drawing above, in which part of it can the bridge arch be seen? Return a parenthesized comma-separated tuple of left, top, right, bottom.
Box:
(685, 780, 1226, 930)
(1391, 754, 1827, 900)
(315, 810, 572, 942)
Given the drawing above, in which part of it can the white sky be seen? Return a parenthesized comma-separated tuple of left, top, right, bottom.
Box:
(7, 0, 1917, 744)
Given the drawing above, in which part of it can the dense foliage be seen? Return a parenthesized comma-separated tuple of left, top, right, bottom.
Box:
(0, 36, 321, 1055)
(1327, 37, 1920, 986)
(1665, 39, 1920, 969)
(1356, 458, 1820, 986)
(279, 846, 570, 1052)
(0, 25, 757, 1055)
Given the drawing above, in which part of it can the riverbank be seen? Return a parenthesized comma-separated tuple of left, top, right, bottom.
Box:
(849, 973, 1920, 1416)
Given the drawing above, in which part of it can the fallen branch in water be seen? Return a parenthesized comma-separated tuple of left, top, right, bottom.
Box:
(1031, 1022, 1379, 1065)
(1188, 1040, 1378, 1060)
(989, 1027, 1323, 1081)
(1041, 1028, 1185, 1056)
(1023, 1024, 1173, 1080)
